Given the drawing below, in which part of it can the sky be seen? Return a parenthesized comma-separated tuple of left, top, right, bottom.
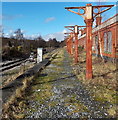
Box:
(1, 1, 117, 41)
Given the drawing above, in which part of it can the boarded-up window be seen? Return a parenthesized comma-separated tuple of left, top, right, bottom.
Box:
(104, 32, 107, 52)
(108, 31, 112, 52)
(95, 35, 98, 54)
(104, 31, 112, 52)
(92, 36, 95, 47)
(84, 39, 86, 48)
(92, 36, 95, 51)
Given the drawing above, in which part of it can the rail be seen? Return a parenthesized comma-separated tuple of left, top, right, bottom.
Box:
(0, 59, 27, 72)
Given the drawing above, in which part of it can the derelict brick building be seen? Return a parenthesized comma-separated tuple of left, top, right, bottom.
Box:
(78, 14, 118, 61)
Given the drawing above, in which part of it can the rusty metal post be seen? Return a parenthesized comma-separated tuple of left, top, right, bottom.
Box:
(68, 37, 71, 54)
(70, 33, 73, 55)
(67, 40, 69, 53)
(69, 39, 71, 54)
(85, 19, 93, 79)
(66, 38, 69, 53)
(67, 37, 71, 55)
(66, 40, 68, 52)
(69, 37, 71, 55)
(74, 33, 78, 63)
(65, 3, 114, 79)
(74, 25, 79, 63)
(65, 32, 74, 55)
(84, 4, 93, 79)
(65, 25, 85, 63)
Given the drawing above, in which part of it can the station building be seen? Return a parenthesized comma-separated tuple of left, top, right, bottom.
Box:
(78, 14, 118, 61)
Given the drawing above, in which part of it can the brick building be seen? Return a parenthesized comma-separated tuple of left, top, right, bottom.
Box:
(78, 14, 118, 61)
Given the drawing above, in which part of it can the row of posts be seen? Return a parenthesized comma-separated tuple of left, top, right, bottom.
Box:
(64, 4, 114, 79)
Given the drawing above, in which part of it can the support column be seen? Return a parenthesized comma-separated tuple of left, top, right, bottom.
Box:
(85, 19, 93, 79)
(70, 37, 72, 55)
(74, 33, 78, 63)
(70, 33, 73, 55)
(69, 38, 71, 54)
(66, 39, 69, 53)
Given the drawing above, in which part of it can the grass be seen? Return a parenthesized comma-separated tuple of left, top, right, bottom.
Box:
(2, 48, 117, 118)
(64, 94, 90, 113)
(2, 62, 35, 88)
(2, 49, 62, 119)
(25, 48, 91, 117)
(2, 76, 34, 119)
(18, 48, 65, 116)
(29, 49, 64, 104)
(73, 50, 117, 117)
(2, 48, 61, 119)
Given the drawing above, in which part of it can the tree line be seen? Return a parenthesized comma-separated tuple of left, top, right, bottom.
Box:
(2, 29, 66, 60)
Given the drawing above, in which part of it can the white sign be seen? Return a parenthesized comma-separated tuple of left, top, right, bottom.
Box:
(37, 48, 43, 63)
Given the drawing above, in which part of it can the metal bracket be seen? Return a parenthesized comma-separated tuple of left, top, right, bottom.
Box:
(93, 5, 114, 18)
(65, 4, 114, 20)
(65, 25, 86, 34)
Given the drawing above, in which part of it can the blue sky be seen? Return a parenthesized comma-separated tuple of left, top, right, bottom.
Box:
(2, 2, 116, 41)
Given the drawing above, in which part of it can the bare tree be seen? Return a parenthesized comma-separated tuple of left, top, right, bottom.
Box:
(14, 29, 24, 40)
(46, 38, 60, 48)
(36, 35, 46, 48)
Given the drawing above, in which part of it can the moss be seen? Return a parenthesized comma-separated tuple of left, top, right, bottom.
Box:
(66, 101, 89, 115)
(64, 94, 89, 113)
(31, 82, 53, 106)
(18, 101, 26, 108)
(107, 106, 116, 117)
(13, 113, 25, 119)
(91, 86, 117, 105)
(48, 101, 58, 107)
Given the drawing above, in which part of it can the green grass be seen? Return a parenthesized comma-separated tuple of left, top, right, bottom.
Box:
(74, 51, 117, 117)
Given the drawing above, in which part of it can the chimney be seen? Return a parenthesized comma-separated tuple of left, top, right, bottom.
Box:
(96, 14, 102, 26)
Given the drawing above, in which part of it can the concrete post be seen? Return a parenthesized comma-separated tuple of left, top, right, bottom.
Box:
(37, 48, 43, 63)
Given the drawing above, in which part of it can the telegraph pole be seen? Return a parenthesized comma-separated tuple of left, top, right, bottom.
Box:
(65, 4, 114, 79)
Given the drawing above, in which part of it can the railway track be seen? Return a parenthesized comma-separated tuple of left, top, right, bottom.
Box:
(1, 48, 59, 103)
(0, 58, 27, 72)
(0, 48, 58, 73)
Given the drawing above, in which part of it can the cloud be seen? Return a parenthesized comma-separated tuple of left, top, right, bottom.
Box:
(1, 14, 23, 20)
(45, 17, 55, 23)
(43, 29, 67, 41)
(23, 33, 42, 40)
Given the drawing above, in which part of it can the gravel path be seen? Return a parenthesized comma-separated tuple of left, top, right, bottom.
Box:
(25, 49, 110, 119)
